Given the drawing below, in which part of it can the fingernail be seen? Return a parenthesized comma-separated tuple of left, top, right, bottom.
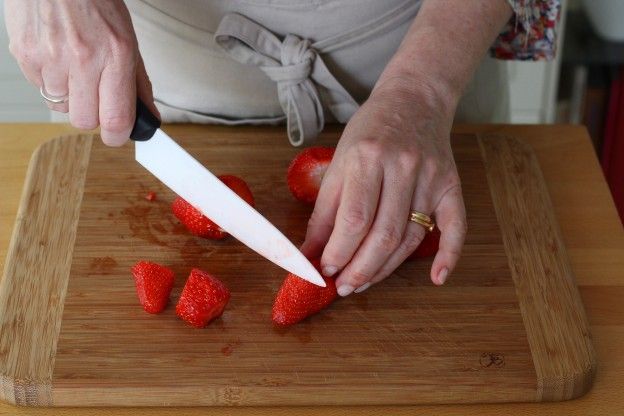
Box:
(438, 268, 449, 285)
(322, 266, 338, 277)
(337, 284, 355, 297)
(354, 282, 371, 294)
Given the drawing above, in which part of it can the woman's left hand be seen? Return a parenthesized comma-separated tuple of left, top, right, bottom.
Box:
(301, 78, 467, 296)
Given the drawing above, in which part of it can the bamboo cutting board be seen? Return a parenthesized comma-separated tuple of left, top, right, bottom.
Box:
(0, 129, 595, 407)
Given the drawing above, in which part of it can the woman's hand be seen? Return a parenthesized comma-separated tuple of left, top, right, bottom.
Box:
(5, 0, 158, 145)
(301, 0, 513, 296)
(301, 78, 467, 296)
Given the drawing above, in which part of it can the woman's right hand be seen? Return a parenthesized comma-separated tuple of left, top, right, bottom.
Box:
(5, 0, 158, 146)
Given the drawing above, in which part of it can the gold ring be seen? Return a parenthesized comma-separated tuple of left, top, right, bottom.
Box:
(409, 211, 435, 232)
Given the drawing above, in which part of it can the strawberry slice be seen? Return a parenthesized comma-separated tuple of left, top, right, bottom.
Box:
(272, 259, 337, 326)
(219, 174, 255, 209)
(176, 268, 231, 328)
(287, 147, 335, 204)
(172, 174, 254, 239)
(406, 227, 441, 260)
(131, 261, 175, 314)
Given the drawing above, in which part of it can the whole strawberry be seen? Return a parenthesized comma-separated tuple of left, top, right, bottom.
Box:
(406, 227, 441, 260)
(176, 268, 231, 328)
(172, 174, 254, 239)
(287, 147, 335, 204)
(272, 259, 337, 326)
(131, 261, 175, 314)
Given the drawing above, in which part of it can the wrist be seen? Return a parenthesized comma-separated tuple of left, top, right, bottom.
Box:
(372, 67, 459, 123)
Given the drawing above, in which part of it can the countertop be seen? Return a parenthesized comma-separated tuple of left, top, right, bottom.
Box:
(0, 123, 622, 415)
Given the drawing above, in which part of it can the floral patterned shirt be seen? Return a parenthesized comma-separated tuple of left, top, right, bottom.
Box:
(491, 0, 561, 60)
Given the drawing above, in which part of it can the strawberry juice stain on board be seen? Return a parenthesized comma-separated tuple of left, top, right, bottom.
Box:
(272, 324, 313, 344)
(121, 205, 169, 247)
(220, 340, 241, 356)
(88, 256, 118, 274)
(121, 193, 187, 247)
(180, 238, 216, 266)
(152, 223, 166, 233)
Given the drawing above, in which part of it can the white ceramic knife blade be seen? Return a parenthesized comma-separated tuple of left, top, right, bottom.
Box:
(135, 128, 325, 287)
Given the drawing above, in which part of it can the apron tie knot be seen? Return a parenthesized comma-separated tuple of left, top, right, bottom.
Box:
(215, 13, 359, 146)
(260, 35, 315, 85)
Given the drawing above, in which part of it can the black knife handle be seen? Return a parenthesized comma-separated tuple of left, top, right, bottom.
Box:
(130, 98, 161, 141)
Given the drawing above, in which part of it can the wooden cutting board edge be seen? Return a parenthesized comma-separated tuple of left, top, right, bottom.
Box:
(0, 135, 92, 405)
(0, 133, 596, 406)
(478, 133, 596, 401)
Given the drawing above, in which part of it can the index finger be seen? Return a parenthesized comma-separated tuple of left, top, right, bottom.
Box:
(430, 185, 467, 285)
(320, 162, 382, 277)
(300, 170, 342, 259)
(98, 57, 136, 146)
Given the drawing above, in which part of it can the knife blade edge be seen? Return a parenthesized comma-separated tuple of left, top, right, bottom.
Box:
(134, 129, 325, 287)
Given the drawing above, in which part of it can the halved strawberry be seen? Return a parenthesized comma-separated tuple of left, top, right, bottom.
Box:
(176, 268, 231, 328)
(406, 227, 441, 260)
(131, 261, 175, 314)
(172, 174, 254, 239)
(272, 259, 337, 326)
(287, 147, 335, 204)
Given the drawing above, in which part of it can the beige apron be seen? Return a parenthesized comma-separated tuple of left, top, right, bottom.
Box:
(126, 0, 422, 145)
(126, 0, 510, 144)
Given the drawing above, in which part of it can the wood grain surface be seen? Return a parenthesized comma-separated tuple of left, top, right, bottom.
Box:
(0, 136, 92, 406)
(0, 123, 621, 415)
(0, 126, 594, 407)
(479, 135, 595, 400)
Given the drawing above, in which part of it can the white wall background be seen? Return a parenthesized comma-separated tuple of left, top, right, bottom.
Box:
(0, 0, 49, 121)
(0, 0, 567, 124)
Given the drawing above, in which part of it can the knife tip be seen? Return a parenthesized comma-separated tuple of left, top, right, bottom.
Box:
(304, 269, 326, 288)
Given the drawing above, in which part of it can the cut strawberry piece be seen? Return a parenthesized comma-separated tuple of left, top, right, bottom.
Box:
(406, 227, 441, 260)
(287, 147, 335, 204)
(272, 259, 337, 326)
(176, 269, 231, 328)
(131, 261, 175, 314)
(172, 198, 227, 239)
(145, 191, 157, 201)
(172, 174, 254, 239)
(218, 174, 255, 206)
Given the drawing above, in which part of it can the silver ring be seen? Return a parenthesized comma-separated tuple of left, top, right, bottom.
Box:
(40, 86, 68, 104)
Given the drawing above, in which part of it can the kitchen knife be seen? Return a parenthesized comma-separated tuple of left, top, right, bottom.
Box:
(130, 99, 325, 287)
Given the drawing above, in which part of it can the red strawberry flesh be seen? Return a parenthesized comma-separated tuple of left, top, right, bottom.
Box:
(287, 147, 335, 204)
(172, 174, 254, 239)
(131, 261, 175, 314)
(272, 259, 337, 326)
(176, 268, 231, 328)
(406, 227, 441, 260)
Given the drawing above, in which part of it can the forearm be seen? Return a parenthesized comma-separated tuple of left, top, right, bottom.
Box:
(376, 0, 512, 113)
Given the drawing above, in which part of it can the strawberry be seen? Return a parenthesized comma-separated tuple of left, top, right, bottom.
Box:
(406, 227, 441, 260)
(287, 147, 335, 204)
(219, 174, 255, 205)
(172, 174, 254, 239)
(176, 268, 231, 328)
(131, 261, 175, 314)
(272, 259, 337, 326)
